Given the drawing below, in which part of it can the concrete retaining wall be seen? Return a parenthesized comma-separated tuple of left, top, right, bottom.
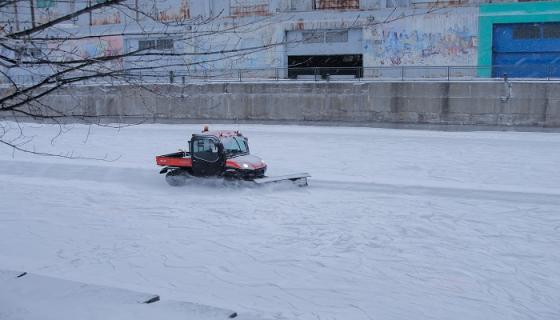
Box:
(6, 81, 560, 127)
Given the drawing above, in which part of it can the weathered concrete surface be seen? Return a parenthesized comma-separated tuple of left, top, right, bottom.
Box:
(3, 81, 560, 128)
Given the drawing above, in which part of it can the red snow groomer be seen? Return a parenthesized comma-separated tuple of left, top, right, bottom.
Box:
(155, 127, 310, 186)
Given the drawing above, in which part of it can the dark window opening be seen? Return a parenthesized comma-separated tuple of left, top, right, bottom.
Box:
(513, 24, 541, 39)
(139, 40, 156, 50)
(326, 30, 348, 43)
(15, 47, 42, 61)
(222, 136, 248, 155)
(192, 138, 219, 162)
(543, 23, 560, 39)
(156, 39, 174, 50)
(24, 48, 42, 58)
(302, 31, 323, 43)
(288, 54, 363, 79)
(139, 39, 174, 51)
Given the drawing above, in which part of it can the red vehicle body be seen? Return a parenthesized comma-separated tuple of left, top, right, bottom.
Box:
(157, 131, 265, 170)
(156, 128, 309, 186)
(156, 130, 266, 186)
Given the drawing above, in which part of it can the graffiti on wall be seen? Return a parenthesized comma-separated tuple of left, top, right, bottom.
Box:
(230, 0, 270, 17)
(367, 11, 478, 66)
(315, 0, 360, 10)
(155, 0, 190, 22)
(191, 21, 281, 71)
(56, 36, 124, 69)
(136, 0, 189, 23)
(92, 11, 122, 26)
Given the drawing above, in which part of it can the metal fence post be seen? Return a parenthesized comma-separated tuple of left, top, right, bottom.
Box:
(401, 66, 404, 81)
(275, 68, 279, 81)
(314, 67, 318, 81)
(447, 66, 450, 81)
(169, 71, 174, 84)
(238, 69, 242, 82)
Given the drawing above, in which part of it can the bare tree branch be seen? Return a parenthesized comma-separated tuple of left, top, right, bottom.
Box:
(6, 0, 126, 38)
(0, 1, 453, 158)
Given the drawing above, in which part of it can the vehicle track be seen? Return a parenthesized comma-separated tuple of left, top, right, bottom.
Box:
(2, 159, 560, 206)
(311, 179, 560, 205)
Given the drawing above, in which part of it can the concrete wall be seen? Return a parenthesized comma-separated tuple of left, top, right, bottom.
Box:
(11, 81, 560, 127)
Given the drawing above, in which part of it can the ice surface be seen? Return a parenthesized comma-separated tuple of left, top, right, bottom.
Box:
(1, 123, 560, 320)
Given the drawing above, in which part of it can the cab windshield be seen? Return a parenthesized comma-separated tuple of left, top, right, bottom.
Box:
(222, 136, 249, 155)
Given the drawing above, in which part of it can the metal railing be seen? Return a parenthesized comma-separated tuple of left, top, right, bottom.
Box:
(3, 65, 560, 86)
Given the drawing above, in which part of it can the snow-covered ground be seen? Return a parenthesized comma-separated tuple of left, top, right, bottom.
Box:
(1, 123, 560, 320)
(0, 270, 247, 320)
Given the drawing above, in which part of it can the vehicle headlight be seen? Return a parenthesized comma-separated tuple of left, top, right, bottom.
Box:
(242, 163, 249, 169)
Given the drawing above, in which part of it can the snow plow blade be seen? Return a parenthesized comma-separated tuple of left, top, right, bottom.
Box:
(253, 173, 310, 186)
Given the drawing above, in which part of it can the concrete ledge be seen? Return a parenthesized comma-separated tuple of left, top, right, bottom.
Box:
(0, 270, 250, 320)
(3, 81, 560, 128)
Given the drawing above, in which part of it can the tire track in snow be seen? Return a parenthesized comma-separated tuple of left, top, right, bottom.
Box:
(2, 159, 560, 205)
(310, 179, 560, 205)
(0, 159, 159, 188)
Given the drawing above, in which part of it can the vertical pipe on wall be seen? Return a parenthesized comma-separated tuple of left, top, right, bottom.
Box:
(70, 0, 76, 21)
(135, 0, 139, 21)
(13, 1, 20, 32)
(88, 0, 92, 26)
(29, 0, 36, 28)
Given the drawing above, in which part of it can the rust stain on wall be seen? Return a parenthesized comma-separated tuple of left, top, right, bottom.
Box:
(92, 12, 121, 26)
(296, 19, 305, 30)
(158, 0, 190, 22)
(316, 0, 359, 10)
(230, 0, 270, 17)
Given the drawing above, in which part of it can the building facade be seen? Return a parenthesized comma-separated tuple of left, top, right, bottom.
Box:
(1, 0, 559, 81)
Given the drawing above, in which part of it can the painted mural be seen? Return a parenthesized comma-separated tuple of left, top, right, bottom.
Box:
(316, 0, 359, 10)
(54, 36, 124, 69)
(91, 7, 122, 26)
(137, 0, 190, 23)
(230, 0, 270, 17)
(191, 20, 280, 72)
(156, 0, 190, 22)
(365, 9, 478, 66)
